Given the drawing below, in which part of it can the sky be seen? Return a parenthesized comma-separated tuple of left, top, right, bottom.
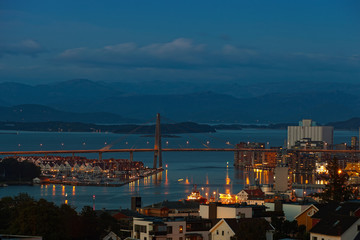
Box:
(0, 0, 359, 85)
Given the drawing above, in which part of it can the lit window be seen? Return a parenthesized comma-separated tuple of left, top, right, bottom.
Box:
(179, 225, 183, 233)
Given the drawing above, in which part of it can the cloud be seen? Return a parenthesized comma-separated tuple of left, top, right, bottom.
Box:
(0, 40, 45, 57)
(56, 38, 258, 69)
(54, 38, 360, 79)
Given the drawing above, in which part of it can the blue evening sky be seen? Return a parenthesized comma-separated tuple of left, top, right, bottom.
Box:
(0, 0, 359, 84)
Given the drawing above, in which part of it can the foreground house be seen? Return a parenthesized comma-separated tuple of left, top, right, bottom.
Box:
(294, 204, 321, 232)
(209, 218, 274, 240)
(200, 202, 267, 219)
(139, 200, 200, 217)
(310, 215, 360, 240)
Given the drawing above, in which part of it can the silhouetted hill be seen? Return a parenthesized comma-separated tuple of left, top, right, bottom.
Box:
(0, 121, 216, 133)
(327, 118, 360, 130)
(0, 79, 359, 123)
(0, 104, 136, 123)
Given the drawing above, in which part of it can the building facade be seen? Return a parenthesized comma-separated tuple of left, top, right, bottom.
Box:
(287, 119, 333, 149)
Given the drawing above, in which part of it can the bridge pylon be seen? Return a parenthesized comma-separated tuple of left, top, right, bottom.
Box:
(153, 113, 162, 169)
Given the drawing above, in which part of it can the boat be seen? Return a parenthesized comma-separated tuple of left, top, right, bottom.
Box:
(186, 185, 207, 203)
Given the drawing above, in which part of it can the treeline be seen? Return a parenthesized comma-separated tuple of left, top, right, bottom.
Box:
(0, 193, 120, 240)
(0, 158, 40, 182)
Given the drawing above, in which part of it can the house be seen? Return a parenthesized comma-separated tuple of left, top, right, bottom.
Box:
(294, 204, 321, 231)
(185, 217, 213, 240)
(311, 202, 360, 228)
(103, 231, 121, 240)
(310, 215, 360, 240)
(139, 200, 200, 217)
(132, 217, 186, 240)
(265, 201, 314, 221)
(165, 218, 186, 240)
(237, 188, 265, 205)
(209, 218, 274, 240)
(200, 202, 267, 219)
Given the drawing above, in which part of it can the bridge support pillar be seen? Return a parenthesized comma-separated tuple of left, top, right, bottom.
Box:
(130, 152, 133, 162)
(99, 152, 102, 161)
(153, 113, 162, 169)
(72, 152, 75, 160)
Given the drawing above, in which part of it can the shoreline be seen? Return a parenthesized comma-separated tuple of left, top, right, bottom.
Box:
(45, 168, 164, 187)
(1, 168, 165, 188)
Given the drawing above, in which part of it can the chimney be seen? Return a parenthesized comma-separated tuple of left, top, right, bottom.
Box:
(209, 202, 217, 219)
(274, 200, 283, 212)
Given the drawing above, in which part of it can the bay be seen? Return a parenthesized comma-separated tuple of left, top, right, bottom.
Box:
(0, 128, 357, 210)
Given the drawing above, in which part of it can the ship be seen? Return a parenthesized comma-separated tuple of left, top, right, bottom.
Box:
(186, 185, 207, 203)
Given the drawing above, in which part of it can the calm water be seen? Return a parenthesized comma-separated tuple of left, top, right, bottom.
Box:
(0, 129, 357, 210)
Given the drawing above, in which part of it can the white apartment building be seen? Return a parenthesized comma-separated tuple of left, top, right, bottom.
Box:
(287, 119, 333, 149)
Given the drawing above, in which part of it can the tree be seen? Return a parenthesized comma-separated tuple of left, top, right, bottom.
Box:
(0, 194, 120, 239)
(318, 157, 353, 203)
(0, 158, 40, 182)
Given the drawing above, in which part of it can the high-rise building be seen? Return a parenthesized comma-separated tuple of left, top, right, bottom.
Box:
(287, 119, 333, 149)
(274, 165, 291, 192)
(351, 136, 358, 150)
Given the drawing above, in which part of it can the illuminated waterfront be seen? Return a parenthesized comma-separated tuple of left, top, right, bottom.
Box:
(0, 129, 358, 209)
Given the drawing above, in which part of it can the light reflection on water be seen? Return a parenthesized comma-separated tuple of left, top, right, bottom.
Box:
(0, 129, 357, 209)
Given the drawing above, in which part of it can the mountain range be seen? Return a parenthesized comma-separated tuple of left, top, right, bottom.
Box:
(0, 79, 358, 124)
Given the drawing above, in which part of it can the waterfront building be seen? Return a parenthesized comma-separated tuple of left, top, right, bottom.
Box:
(351, 136, 358, 150)
(291, 138, 325, 150)
(287, 119, 333, 149)
(233, 142, 266, 167)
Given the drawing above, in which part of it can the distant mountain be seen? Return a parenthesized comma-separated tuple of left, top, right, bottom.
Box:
(0, 121, 215, 134)
(327, 118, 360, 130)
(0, 104, 136, 123)
(0, 79, 359, 123)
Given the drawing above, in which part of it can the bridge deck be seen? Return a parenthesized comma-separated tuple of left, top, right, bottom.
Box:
(0, 148, 360, 155)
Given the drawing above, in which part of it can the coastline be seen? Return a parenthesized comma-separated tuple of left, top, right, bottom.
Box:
(41, 168, 164, 187)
